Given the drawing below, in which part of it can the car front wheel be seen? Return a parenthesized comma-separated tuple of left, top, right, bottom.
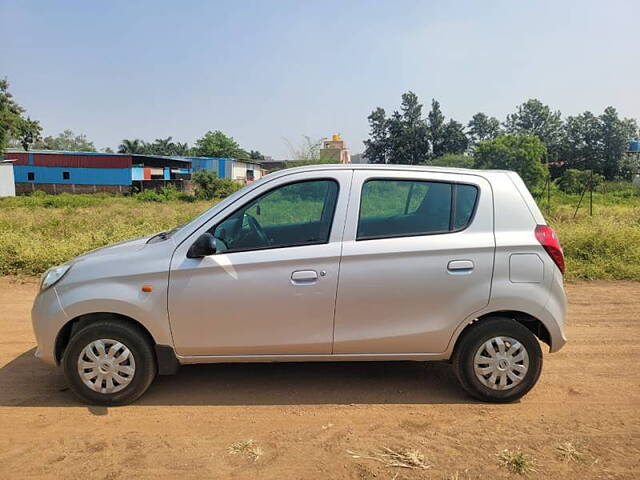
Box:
(452, 317, 543, 403)
(62, 319, 157, 405)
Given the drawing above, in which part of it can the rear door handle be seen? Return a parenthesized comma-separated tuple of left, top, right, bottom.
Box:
(291, 270, 318, 285)
(447, 260, 474, 274)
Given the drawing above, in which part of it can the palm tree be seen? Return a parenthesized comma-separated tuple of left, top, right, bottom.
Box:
(173, 142, 190, 156)
(118, 139, 146, 154)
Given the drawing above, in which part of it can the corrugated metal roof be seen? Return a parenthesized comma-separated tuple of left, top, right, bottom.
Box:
(3, 149, 263, 166)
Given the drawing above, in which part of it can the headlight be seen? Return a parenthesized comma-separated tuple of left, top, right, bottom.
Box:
(40, 264, 71, 291)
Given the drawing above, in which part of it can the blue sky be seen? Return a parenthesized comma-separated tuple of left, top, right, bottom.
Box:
(1, 0, 639, 158)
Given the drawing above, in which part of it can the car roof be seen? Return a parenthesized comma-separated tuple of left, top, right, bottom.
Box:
(265, 163, 513, 180)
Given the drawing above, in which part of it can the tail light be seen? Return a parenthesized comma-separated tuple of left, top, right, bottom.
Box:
(535, 225, 565, 275)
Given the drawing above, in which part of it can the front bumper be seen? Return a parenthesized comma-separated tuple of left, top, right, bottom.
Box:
(31, 286, 69, 366)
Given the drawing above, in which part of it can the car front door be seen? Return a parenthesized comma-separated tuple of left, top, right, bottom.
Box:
(168, 170, 352, 356)
(333, 170, 495, 354)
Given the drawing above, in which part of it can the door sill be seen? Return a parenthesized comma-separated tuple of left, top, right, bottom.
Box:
(176, 352, 448, 364)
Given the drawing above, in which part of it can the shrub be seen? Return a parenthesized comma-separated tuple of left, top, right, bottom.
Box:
(192, 170, 241, 200)
(596, 180, 640, 195)
(134, 189, 165, 202)
(557, 169, 604, 194)
(133, 184, 195, 203)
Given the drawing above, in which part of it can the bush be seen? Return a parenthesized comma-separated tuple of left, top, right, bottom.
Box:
(133, 184, 196, 203)
(557, 169, 604, 194)
(192, 170, 241, 200)
(429, 153, 475, 169)
(134, 189, 165, 202)
(596, 180, 640, 195)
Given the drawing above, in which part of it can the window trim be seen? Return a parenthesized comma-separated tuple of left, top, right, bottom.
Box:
(208, 178, 341, 255)
(355, 178, 480, 242)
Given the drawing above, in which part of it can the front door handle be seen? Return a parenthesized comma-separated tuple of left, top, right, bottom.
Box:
(291, 270, 318, 285)
(447, 260, 474, 274)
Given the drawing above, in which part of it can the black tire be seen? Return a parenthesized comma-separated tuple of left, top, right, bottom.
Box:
(62, 319, 157, 405)
(452, 317, 543, 403)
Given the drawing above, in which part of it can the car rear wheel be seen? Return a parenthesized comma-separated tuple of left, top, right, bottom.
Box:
(452, 317, 543, 403)
(62, 319, 157, 405)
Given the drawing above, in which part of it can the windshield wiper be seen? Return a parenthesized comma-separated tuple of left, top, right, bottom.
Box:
(147, 226, 181, 244)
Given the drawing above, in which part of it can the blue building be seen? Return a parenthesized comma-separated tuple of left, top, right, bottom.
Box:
(3, 149, 265, 194)
(4, 150, 191, 194)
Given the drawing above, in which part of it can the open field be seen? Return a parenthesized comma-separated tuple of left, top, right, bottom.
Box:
(0, 278, 638, 479)
(1, 188, 640, 280)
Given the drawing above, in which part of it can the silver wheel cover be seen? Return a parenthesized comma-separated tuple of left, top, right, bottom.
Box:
(77, 339, 136, 394)
(473, 336, 529, 391)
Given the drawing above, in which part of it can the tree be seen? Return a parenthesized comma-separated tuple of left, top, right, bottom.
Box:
(441, 120, 469, 155)
(376, 92, 429, 164)
(284, 136, 332, 166)
(0, 78, 42, 152)
(560, 108, 638, 180)
(467, 112, 501, 145)
(249, 150, 265, 161)
(599, 107, 638, 180)
(504, 99, 563, 157)
(474, 135, 548, 191)
(15, 117, 42, 151)
(363, 107, 389, 164)
(172, 142, 190, 156)
(427, 99, 446, 158)
(397, 92, 430, 164)
(364, 93, 469, 165)
(118, 138, 146, 154)
(386, 111, 408, 164)
(193, 130, 249, 159)
(559, 112, 602, 177)
(144, 136, 191, 156)
(102, 147, 114, 153)
(35, 129, 96, 151)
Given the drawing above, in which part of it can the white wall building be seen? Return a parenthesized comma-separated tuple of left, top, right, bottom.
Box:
(0, 162, 16, 197)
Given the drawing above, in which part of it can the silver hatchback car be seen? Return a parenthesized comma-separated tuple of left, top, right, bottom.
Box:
(32, 165, 567, 405)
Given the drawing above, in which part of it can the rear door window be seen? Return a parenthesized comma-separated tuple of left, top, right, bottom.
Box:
(453, 184, 479, 230)
(357, 179, 478, 240)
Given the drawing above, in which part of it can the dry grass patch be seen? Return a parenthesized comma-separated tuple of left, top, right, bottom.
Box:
(497, 448, 536, 475)
(556, 441, 586, 462)
(228, 439, 263, 462)
(348, 446, 431, 470)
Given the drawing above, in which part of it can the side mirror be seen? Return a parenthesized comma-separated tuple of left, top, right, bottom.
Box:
(187, 233, 217, 258)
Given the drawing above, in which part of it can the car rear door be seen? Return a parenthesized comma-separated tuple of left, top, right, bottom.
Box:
(333, 169, 495, 354)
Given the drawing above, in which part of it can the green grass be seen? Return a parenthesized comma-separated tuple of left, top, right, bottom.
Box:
(1, 187, 639, 280)
(0, 194, 214, 276)
(540, 192, 640, 280)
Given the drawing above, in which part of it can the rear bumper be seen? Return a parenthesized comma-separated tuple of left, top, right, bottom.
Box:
(541, 268, 568, 353)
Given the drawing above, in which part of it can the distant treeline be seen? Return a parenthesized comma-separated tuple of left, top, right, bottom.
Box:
(364, 93, 639, 189)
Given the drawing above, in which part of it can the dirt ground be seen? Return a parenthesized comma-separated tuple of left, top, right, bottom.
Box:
(0, 278, 638, 479)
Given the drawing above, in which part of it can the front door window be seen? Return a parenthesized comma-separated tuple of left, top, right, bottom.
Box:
(212, 179, 339, 253)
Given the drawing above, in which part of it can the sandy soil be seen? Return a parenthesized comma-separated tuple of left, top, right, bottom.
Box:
(0, 278, 638, 479)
